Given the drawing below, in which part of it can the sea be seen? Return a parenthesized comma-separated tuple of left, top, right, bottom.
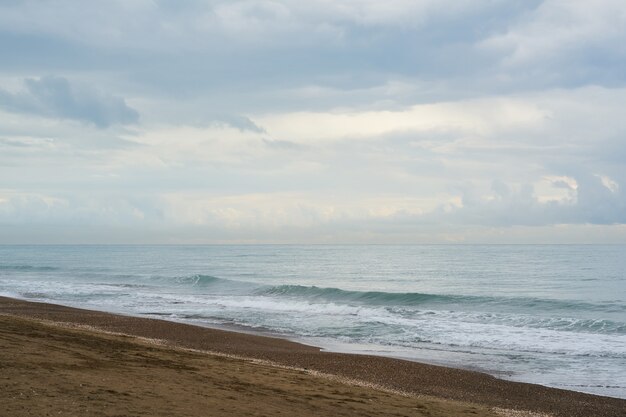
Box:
(0, 244, 624, 399)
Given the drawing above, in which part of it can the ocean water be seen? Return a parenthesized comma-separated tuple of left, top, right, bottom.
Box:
(0, 244, 624, 399)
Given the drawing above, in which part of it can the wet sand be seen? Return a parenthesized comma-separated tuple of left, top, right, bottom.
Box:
(1, 296, 624, 417)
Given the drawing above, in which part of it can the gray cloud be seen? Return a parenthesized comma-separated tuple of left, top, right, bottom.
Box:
(0, 0, 610, 106)
(0, 76, 139, 128)
(0, 1, 625, 243)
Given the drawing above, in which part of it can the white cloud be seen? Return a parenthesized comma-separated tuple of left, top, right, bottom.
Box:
(256, 96, 546, 143)
(535, 176, 578, 203)
(597, 174, 619, 193)
(160, 191, 446, 228)
(122, 124, 266, 167)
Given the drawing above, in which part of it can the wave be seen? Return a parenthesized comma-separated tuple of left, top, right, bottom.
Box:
(430, 312, 626, 334)
(0, 264, 58, 271)
(258, 284, 445, 304)
(154, 275, 626, 333)
(164, 274, 262, 294)
(172, 274, 224, 286)
(255, 283, 625, 314)
(150, 275, 626, 316)
(6, 267, 621, 318)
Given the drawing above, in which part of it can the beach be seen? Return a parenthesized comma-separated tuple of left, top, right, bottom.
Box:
(3, 1, 626, 415)
(1, 296, 624, 417)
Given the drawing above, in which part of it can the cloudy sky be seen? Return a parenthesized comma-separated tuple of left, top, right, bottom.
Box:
(1, 0, 625, 243)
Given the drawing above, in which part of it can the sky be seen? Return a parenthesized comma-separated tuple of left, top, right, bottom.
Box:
(1, 0, 626, 244)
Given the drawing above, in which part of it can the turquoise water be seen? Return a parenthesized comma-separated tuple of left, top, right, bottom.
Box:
(0, 244, 624, 398)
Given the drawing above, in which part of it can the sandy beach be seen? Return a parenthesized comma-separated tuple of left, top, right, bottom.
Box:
(1, 296, 624, 417)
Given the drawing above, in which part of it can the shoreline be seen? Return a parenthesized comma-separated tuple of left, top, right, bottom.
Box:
(1, 295, 612, 396)
(2, 314, 504, 417)
(1, 296, 624, 417)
